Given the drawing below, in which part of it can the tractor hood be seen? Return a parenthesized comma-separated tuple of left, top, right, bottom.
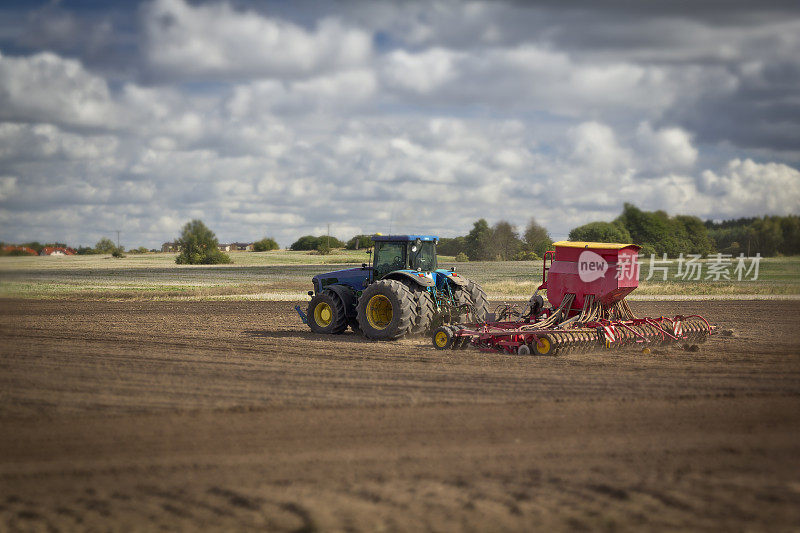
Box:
(312, 267, 371, 293)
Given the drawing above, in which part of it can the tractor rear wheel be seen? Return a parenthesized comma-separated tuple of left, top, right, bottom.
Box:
(465, 279, 489, 322)
(307, 291, 348, 334)
(357, 279, 416, 340)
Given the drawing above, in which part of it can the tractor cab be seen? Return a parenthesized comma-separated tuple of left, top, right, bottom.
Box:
(372, 235, 438, 280)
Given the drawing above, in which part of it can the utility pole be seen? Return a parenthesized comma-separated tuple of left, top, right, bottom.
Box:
(115, 230, 121, 249)
(327, 223, 330, 249)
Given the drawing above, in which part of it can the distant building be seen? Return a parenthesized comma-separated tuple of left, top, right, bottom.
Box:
(231, 242, 254, 251)
(40, 246, 76, 256)
(2, 245, 38, 256)
(218, 243, 232, 252)
(161, 242, 179, 252)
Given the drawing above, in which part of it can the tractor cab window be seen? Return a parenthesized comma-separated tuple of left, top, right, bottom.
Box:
(373, 242, 406, 278)
(409, 241, 437, 271)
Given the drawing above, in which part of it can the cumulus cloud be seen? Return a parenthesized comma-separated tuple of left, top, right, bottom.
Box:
(569, 121, 630, 172)
(635, 123, 698, 174)
(0, 51, 116, 128)
(142, 0, 372, 80)
(380, 45, 682, 119)
(699, 159, 800, 216)
(0, 176, 17, 201)
(226, 69, 377, 118)
(0, 123, 119, 161)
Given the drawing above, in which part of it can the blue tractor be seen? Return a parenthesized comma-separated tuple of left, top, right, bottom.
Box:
(300, 235, 489, 340)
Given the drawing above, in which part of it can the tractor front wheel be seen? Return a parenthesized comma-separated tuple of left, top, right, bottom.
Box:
(357, 280, 416, 340)
(307, 291, 348, 334)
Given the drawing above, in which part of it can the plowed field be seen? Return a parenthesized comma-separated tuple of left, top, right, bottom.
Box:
(1, 299, 799, 531)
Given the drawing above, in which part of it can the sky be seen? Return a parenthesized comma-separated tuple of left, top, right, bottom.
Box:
(0, 0, 798, 249)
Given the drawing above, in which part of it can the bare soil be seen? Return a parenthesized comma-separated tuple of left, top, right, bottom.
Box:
(1, 299, 799, 531)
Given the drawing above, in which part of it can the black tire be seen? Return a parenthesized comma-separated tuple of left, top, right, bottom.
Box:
(432, 326, 454, 350)
(356, 279, 416, 340)
(465, 279, 489, 322)
(401, 281, 436, 336)
(452, 285, 473, 323)
(307, 291, 347, 334)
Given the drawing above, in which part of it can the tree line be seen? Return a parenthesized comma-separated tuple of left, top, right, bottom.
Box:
(570, 203, 800, 257)
(5, 207, 798, 265)
(288, 219, 554, 262)
(436, 219, 553, 262)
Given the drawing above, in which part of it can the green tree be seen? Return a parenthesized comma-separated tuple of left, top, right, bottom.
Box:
(614, 203, 713, 257)
(568, 221, 632, 243)
(490, 220, 522, 260)
(614, 204, 673, 253)
(290, 235, 320, 251)
(751, 217, 784, 256)
(253, 237, 279, 252)
(94, 238, 118, 254)
(674, 215, 715, 255)
(175, 220, 232, 265)
(465, 219, 492, 261)
(779, 216, 800, 255)
(704, 215, 800, 257)
(523, 218, 553, 256)
(638, 243, 657, 258)
(513, 250, 540, 261)
(345, 235, 374, 250)
(290, 235, 344, 251)
(437, 236, 467, 257)
(76, 245, 100, 255)
(316, 241, 332, 255)
(321, 235, 344, 249)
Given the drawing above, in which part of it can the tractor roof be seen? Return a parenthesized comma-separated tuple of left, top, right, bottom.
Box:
(372, 235, 438, 242)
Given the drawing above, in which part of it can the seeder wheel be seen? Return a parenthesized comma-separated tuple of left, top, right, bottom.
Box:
(432, 326, 454, 350)
(534, 335, 556, 356)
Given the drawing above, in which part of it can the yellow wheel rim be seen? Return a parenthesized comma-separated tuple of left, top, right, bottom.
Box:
(434, 331, 449, 348)
(314, 302, 333, 327)
(536, 337, 551, 355)
(366, 294, 393, 330)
